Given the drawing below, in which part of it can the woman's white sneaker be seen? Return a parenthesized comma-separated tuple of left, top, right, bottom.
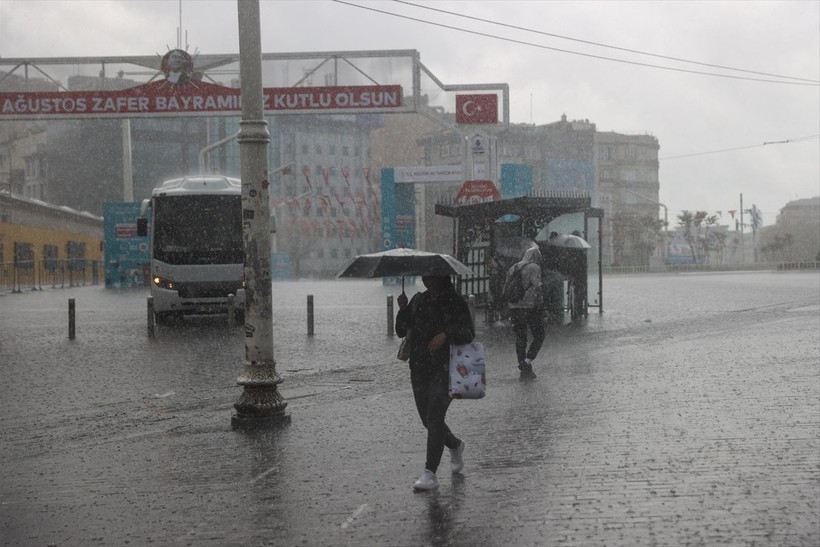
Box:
(450, 441, 465, 473)
(413, 469, 438, 491)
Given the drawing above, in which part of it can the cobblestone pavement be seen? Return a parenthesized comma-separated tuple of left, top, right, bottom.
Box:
(1, 273, 818, 546)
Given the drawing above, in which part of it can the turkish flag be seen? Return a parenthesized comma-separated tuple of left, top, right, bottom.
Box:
(456, 94, 498, 124)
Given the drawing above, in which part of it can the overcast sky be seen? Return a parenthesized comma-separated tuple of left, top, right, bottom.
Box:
(1, 0, 818, 226)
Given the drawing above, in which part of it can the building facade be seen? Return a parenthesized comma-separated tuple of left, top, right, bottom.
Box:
(413, 115, 660, 266)
(595, 129, 661, 266)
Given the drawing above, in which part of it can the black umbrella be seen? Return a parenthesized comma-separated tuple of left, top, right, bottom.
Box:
(336, 247, 473, 291)
(337, 247, 473, 278)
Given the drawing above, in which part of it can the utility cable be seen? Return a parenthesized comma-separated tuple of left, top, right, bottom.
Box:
(332, 0, 819, 86)
(659, 134, 820, 160)
(394, 0, 819, 84)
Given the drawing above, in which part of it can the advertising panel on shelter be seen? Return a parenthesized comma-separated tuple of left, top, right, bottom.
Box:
(103, 202, 149, 288)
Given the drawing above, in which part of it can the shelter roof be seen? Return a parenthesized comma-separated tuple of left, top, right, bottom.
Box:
(435, 195, 603, 225)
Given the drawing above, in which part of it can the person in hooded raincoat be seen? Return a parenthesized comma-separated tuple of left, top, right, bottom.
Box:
(396, 275, 475, 491)
(503, 246, 545, 381)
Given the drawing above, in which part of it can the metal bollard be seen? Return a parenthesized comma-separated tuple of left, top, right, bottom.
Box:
(147, 297, 155, 338)
(387, 295, 394, 337)
(227, 294, 235, 329)
(307, 294, 314, 336)
(468, 294, 476, 325)
(68, 298, 76, 340)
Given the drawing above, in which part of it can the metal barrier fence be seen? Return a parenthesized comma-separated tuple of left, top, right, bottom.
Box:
(602, 261, 820, 275)
(0, 259, 102, 293)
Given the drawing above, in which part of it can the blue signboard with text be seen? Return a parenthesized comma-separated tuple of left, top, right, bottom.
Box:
(103, 202, 149, 288)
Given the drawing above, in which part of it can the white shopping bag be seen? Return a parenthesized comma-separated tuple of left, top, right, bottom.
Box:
(448, 342, 486, 399)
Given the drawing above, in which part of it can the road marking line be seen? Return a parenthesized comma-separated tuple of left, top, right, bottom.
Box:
(249, 466, 278, 484)
(340, 503, 368, 529)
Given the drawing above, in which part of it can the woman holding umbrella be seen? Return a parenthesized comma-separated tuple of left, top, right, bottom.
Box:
(396, 275, 475, 491)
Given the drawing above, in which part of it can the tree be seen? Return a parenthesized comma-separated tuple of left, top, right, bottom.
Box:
(677, 210, 720, 263)
(677, 211, 698, 264)
(611, 212, 664, 266)
(760, 233, 795, 262)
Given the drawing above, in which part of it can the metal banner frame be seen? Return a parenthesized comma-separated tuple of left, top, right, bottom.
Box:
(0, 49, 509, 124)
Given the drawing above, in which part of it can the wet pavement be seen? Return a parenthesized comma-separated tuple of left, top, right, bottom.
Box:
(1, 272, 818, 546)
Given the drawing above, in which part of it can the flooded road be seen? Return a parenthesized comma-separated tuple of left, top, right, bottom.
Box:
(0, 271, 818, 546)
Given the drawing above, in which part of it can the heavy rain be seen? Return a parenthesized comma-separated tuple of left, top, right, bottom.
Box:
(1, 1, 818, 546)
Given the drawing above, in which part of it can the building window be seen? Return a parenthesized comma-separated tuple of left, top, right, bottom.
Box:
(330, 248, 338, 259)
(315, 144, 323, 155)
(342, 145, 349, 156)
(43, 244, 59, 272)
(329, 144, 336, 156)
(14, 242, 34, 267)
(301, 143, 309, 155)
(66, 241, 87, 271)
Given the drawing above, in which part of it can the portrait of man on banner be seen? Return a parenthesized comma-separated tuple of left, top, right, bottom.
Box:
(160, 49, 194, 86)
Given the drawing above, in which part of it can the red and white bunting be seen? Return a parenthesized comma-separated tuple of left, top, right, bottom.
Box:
(301, 167, 312, 190)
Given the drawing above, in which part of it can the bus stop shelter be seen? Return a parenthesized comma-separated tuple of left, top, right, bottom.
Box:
(435, 195, 604, 322)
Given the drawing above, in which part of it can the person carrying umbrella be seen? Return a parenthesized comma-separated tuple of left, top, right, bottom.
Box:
(504, 245, 545, 382)
(396, 275, 475, 491)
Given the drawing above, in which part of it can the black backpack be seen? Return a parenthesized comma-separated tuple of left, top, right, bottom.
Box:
(502, 264, 526, 302)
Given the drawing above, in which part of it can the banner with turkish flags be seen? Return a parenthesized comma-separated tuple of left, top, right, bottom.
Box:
(455, 94, 498, 124)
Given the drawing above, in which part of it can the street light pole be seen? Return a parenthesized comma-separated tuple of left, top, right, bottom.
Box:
(231, 0, 288, 429)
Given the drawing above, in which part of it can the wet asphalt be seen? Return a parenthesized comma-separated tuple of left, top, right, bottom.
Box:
(0, 272, 818, 547)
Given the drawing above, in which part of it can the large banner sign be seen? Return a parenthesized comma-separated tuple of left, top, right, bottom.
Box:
(0, 80, 403, 120)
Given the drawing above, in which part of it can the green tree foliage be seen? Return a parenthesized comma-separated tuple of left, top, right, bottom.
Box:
(611, 213, 663, 266)
(677, 211, 725, 263)
(760, 233, 795, 262)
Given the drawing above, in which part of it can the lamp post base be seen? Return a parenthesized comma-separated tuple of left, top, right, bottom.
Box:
(231, 365, 289, 430)
(231, 411, 291, 430)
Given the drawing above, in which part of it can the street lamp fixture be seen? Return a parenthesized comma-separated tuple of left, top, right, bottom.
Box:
(269, 162, 294, 176)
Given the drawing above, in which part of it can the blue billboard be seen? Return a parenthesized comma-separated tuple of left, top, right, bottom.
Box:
(103, 202, 149, 288)
(499, 163, 533, 198)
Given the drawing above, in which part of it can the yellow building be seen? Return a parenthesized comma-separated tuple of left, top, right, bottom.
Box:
(0, 192, 103, 291)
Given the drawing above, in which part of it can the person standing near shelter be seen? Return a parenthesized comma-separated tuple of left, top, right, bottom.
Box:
(396, 275, 475, 491)
(504, 246, 545, 381)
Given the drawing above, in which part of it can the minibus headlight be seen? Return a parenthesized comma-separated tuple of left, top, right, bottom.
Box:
(153, 276, 175, 290)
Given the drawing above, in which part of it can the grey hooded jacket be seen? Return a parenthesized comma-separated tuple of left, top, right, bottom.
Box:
(505, 246, 544, 309)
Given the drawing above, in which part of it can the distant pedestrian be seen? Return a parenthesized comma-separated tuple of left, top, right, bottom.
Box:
(396, 275, 475, 491)
(503, 246, 545, 381)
